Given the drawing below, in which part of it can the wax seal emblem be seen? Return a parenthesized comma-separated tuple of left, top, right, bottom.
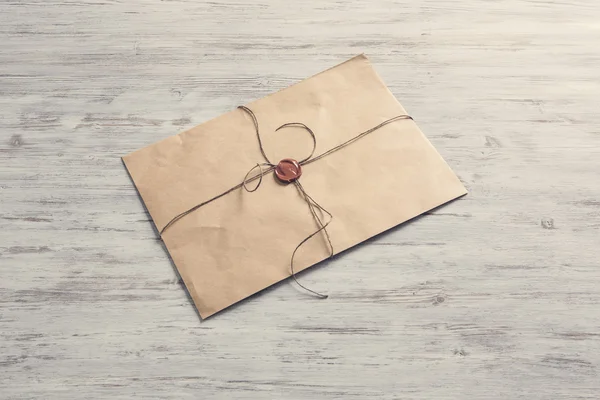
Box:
(275, 158, 302, 183)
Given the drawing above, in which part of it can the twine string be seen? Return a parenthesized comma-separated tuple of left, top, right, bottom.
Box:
(160, 105, 413, 298)
(289, 179, 334, 299)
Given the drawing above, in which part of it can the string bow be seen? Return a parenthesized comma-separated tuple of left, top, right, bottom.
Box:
(238, 105, 333, 299)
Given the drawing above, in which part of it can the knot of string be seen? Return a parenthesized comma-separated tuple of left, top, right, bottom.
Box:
(161, 105, 413, 299)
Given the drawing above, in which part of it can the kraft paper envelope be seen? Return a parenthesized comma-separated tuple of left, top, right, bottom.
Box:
(123, 54, 467, 318)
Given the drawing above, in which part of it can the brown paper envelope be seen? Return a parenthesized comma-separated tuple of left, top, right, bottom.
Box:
(122, 54, 467, 318)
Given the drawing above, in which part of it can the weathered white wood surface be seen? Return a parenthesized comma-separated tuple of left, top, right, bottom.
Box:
(1, 0, 599, 398)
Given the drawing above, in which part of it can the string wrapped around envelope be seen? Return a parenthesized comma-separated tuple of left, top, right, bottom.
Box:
(160, 106, 413, 298)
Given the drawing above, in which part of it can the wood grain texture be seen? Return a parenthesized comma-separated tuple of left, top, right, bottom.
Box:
(1, 0, 599, 398)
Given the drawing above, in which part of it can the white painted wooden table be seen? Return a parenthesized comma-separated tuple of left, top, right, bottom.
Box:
(1, 1, 599, 398)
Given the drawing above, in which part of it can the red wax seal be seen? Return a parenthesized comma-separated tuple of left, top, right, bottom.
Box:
(275, 158, 302, 183)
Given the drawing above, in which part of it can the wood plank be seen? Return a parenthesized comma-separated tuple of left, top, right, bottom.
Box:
(1, 0, 599, 398)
